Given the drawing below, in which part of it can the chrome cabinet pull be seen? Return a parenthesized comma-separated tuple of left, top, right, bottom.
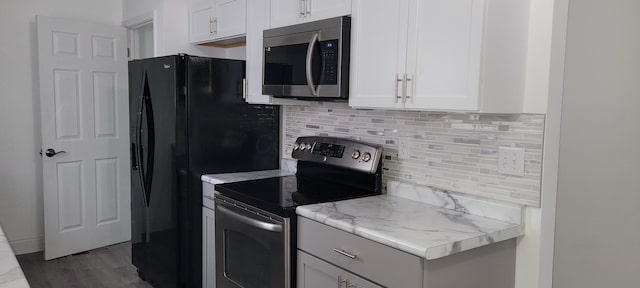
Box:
(402, 73, 408, 103)
(332, 248, 357, 259)
(395, 74, 402, 103)
(338, 276, 348, 288)
(306, 0, 311, 15)
(347, 281, 356, 288)
(242, 78, 247, 100)
(209, 18, 214, 34)
(300, 0, 306, 17)
(213, 17, 218, 35)
(406, 73, 413, 102)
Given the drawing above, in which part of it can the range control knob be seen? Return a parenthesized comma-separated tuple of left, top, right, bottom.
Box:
(299, 142, 306, 150)
(293, 143, 300, 150)
(305, 144, 312, 151)
(362, 152, 372, 162)
(351, 150, 361, 159)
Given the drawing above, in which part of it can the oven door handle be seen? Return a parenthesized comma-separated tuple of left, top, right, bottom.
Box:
(217, 205, 283, 232)
(305, 32, 320, 97)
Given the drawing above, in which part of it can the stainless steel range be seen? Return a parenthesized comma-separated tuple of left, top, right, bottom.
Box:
(213, 136, 383, 288)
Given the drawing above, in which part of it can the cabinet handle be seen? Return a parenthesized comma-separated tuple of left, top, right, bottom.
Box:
(406, 74, 414, 103)
(213, 17, 218, 35)
(299, 0, 306, 17)
(306, 0, 311, 15)
(333, 248, 357, 259)
(347, 281, 356, 288)
(395, 74, 402, 103)
(338, 276, 347, 288)
(209, 18, 214, 34)
(402, 73, 410, 103)
(242, 78, 247, 100)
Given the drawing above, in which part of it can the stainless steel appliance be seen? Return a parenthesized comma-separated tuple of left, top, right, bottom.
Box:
(213, 136, 383, 288)
(263, 16, 351, 100)
(128, 55, 280, 288)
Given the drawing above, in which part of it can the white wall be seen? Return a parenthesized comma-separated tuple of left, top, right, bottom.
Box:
(0, 0, 122, 254)
(552, 0, 640, 286)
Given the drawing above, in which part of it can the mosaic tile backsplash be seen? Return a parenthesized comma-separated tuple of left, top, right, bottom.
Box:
(283, 103, 545, 207)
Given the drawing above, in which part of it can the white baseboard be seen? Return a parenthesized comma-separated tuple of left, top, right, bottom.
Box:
(10, 237, 44, 255)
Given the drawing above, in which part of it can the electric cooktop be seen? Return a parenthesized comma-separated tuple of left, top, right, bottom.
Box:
(214, 136, 384, 217)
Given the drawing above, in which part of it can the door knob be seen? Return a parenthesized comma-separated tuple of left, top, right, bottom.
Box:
(44, 148, 66, 158)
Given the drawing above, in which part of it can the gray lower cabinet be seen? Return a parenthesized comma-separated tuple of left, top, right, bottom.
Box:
(297, 217, 517, 288)
(298, 250, 382, 288)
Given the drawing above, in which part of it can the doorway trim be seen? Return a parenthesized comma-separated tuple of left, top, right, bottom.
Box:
(122, 10, 158, 59)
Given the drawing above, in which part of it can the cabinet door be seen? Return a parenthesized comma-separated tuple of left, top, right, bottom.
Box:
(348, 0, 409, 109)
(214, 0, 246, 39)
(270, 0, 304, 28)
(190, 3, 214, 44)
(306, 0, 352, 22)
(404, 0, 486, 110)
(245, 0, 272, 104)
(202, 208, 216, 288)
(298, 251, 347, 288)
(348, 272, 384, 288)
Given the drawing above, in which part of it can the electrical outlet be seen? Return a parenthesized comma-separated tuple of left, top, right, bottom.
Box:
(398, 138, 409, 160)
(498, 147, 525, 176)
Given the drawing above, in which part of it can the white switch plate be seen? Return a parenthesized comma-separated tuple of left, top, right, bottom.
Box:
(498, 147, 525, 176)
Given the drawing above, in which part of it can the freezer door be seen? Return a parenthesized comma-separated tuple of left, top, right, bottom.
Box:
(129, 55, 181, 287)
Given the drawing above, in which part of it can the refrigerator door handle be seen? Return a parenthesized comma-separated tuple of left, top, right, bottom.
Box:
(136, 72, 149, 207)
(143, 77, 156, 205)
(131, 143, 138, 170)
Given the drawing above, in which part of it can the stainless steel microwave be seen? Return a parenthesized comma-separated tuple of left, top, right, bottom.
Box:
(263, 16, 350, 100)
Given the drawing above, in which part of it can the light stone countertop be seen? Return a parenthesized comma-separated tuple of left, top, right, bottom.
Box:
(0, 225, 29, 288)
(201, 169, 295, 185)
(296, 180, 524, 260)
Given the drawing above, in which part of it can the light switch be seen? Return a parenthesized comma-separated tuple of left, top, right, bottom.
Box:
(498, 147, 525, 176)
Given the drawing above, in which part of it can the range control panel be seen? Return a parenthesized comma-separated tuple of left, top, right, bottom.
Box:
(292, 136, 381, 174)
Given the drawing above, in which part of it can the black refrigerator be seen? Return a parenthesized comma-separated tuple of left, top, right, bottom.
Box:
(129, 55, 280, 288)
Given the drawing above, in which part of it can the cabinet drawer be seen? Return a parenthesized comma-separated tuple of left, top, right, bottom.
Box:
(298, 217, 422, 287)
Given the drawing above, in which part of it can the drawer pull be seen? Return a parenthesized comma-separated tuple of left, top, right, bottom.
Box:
(333, 248, 357, 259)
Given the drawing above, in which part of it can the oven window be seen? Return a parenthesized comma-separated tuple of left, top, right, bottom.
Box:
(224, 230, 271, 288)
(264, 43, 321, 85)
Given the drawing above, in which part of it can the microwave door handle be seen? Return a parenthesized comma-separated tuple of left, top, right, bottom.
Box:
(305, 33, 320, 96)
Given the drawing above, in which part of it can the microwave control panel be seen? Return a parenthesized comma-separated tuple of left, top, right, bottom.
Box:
(320, 40, 339, 84)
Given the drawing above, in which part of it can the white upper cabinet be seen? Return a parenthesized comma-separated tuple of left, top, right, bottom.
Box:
(270, 0, 351, 28)
(190, 3, 216, 44)
(348, 0, 409, 110)
(189, 0, 246, 44)
(349, 0, 530, 113)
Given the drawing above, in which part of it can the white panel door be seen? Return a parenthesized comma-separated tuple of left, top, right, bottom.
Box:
(348, 0, 409, 109)
(215, 0, 246, 39)
(37, 15, 130, 260)
(404, 0, 485, 110)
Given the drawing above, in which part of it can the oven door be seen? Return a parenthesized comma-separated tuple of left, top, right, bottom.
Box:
(215, 197, 290, 288)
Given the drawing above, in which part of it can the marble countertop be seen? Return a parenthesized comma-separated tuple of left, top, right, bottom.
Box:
(201, 169, 294, 185)
(0, 225, 29, 288)
(296, 183, 524, 260)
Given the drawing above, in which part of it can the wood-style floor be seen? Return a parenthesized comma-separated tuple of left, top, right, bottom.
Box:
(16, 242, 152, 288)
